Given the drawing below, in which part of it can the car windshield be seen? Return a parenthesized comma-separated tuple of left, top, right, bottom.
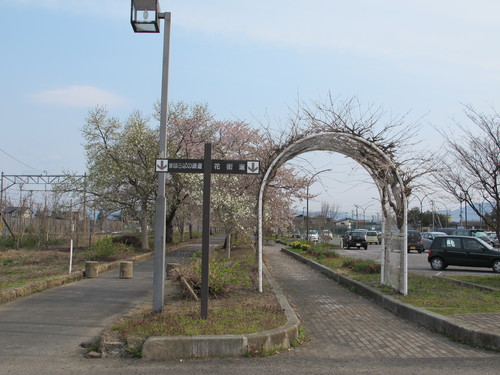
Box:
(473, 231, 487, 237)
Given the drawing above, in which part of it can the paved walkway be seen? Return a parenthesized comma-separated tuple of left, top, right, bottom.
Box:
(264, 245, 499, 360)
(0, 237, 222, 363)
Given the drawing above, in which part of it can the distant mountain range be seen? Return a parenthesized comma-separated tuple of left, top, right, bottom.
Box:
(302, 203, 493, 224)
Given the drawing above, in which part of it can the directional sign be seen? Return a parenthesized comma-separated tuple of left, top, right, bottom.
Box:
(156, 159, 203, 173)
(211, 160, 260, 174)
(156, 159, 260, 174)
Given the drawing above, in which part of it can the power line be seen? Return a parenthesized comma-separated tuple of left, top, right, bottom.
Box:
(0, 147, 44, 173)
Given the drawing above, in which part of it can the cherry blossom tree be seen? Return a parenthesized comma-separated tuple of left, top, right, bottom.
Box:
(81, 106, 157, 250)
(80, 101, 308, 249)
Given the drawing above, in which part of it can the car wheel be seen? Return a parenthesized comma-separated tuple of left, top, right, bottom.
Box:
(363, 246, 368, 250)
(418, 249, 423, 254)
(430, 257, 446, 271)
(492, 260, 500, 273)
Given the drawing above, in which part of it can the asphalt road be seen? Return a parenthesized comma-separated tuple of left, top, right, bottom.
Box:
(330, 239, 498, 276)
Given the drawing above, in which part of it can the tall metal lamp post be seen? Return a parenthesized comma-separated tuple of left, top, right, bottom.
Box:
(353, 203, 374, 229)
(305, 169, 331, 240)
(410, 194, 429, 231)
(131, 0, 171, 313)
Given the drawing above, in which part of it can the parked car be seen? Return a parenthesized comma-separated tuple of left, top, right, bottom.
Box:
(486, 232, 499, 247)
(341, 231, 352, 248)
(452, 229, 488, 237)
(407, 230, 424, 253)
(435, 228, 455, 235)
(344, 230, 368, 250)
(453, 229, 494, 246)
(428, 235, 500, 272)
(322, 230, 333, 240)
(421, 232, 447, 251)
(366, 230, 380, 244)
(307, 229, 319, 242)
(292, 229, 302, 239)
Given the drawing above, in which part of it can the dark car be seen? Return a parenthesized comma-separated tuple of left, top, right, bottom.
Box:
(435, 228, 455, 235)
(452, 229, 494, 246)
(341, 231, 352, 248)
(407, 230, 424, 253)
(428, 235, 500, 273)
(421, 231, 447, 251)
(343, 230, 368, 250)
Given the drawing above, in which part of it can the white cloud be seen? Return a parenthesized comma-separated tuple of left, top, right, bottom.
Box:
(169, 0, 500, 80)
(32, 85, 130, 108)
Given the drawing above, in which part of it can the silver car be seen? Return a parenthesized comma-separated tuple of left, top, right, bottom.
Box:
(421, 232, 447, 251)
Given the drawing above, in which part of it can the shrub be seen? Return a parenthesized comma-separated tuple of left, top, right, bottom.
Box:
(87, 237, 118, 261)
(173, 252, 252, 298)
(305, 247, 339, 260)
(342, 259, 381, 274)
(112, 234, 142, 249)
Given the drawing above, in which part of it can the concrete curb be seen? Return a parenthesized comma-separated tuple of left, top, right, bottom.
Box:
(140, 265, 301, 361)
(282, 248, 500, 351)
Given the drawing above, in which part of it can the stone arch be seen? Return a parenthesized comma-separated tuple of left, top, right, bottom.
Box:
(257, 132, 408, 294)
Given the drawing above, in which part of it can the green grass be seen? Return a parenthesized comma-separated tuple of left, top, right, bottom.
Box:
(105, 244, 287, 357)
(288, 246, 500, 316)
(446, 276, 500, 289)
(112, 295, 286, 338)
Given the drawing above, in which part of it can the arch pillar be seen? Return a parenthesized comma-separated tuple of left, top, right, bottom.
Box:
(257, 132, 408, 295)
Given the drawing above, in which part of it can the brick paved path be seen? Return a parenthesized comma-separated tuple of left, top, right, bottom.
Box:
(264, 245, 498, 359)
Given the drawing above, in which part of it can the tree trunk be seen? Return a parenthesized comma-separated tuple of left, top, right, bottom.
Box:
(225, 232, 232, 259)
(166, 220, 174, 243)
(140, 215, 149, 250)
(178, 222, 185, 242)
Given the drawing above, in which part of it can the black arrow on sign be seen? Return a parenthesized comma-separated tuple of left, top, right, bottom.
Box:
(248, 162, 259, 173)
(157, 160, 168, 170)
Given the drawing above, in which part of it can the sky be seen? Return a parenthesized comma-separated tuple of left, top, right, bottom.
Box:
(1, 0, 499, 218)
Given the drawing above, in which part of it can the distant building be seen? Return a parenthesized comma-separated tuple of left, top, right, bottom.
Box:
(3, 207, 33, 219)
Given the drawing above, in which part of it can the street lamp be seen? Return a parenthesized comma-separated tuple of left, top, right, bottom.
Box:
(305, 169, 331, 241)
(131, 0, 171, 313)
(410, 194, 430, 231)
(433, 200, 450, 228)
(353, 203, 374, 229)
(131, 0, 160, 32)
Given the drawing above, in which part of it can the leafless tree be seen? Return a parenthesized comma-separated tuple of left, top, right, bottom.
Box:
(316, 201, 340, 231)
(432, 105, 499, 236)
